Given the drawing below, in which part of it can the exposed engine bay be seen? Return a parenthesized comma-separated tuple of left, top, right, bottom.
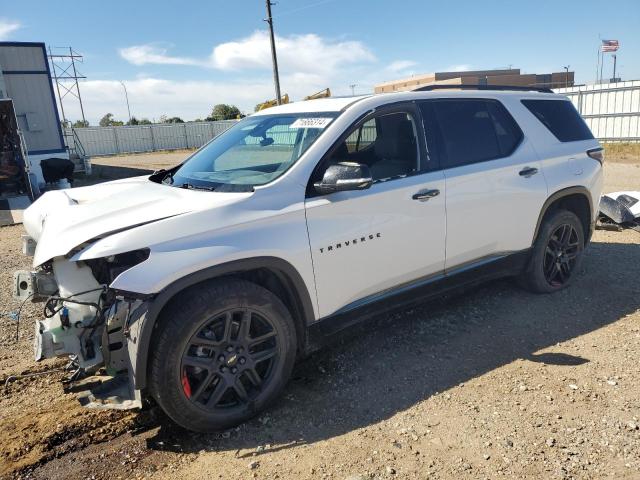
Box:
(14, 240, 149, 408)
(10, 171, 255, 411)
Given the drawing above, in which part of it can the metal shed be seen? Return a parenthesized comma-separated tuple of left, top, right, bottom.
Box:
(0, 41, 67, 186)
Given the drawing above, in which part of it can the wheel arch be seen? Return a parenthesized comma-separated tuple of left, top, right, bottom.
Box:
(532, 186, 594, 246)
(128, 256, 316, 391)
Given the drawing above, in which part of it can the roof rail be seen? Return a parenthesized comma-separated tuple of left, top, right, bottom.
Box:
(413, 84, 554, 94)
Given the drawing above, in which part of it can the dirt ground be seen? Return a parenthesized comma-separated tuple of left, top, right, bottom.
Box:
(0, 149, 639, 480)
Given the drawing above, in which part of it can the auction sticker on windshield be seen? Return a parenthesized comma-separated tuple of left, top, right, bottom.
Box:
(290, 117, 333, 129)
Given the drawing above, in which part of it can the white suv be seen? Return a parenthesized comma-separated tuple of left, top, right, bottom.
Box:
(15, 87, 603, 432)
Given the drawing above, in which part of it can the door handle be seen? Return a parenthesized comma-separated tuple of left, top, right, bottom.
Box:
(412, 189, 440, 201)
(519, 167, 538, 178)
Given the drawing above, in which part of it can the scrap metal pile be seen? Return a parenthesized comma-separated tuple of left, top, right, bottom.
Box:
(598, 191, 640, 232)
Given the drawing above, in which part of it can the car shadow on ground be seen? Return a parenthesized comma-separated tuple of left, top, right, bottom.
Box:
(142, 239, 640, 455)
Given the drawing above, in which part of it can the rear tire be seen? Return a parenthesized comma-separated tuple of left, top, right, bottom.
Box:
(148, 278, 297, 432)
(519, 209, 585, 293)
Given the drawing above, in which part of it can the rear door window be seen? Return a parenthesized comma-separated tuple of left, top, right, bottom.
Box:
(425, 99, 522, 169)
(487, 101, 523, 156)
(521, 99, 594, 142)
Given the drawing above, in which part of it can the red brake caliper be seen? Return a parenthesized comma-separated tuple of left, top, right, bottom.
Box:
(181, 370, 192, 398)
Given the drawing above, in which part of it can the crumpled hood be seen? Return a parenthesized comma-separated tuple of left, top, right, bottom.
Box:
(26, 176, 248, 267)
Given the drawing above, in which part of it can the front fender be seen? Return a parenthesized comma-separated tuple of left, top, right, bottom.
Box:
(122, 256, 316, 390)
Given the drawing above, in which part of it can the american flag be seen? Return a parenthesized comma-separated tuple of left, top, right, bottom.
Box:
(601, 39, 620, 52)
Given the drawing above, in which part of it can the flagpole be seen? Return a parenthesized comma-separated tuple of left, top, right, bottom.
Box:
(596, 46, 600, 84)
(600, 52, 605, 83)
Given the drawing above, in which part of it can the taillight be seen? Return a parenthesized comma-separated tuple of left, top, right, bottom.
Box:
(587, 147, 604, 164)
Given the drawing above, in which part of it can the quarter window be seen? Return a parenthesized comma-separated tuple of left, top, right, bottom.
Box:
(521, 99, 594, 142)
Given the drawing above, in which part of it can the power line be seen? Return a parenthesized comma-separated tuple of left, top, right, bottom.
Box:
(271, 0, 341, 19)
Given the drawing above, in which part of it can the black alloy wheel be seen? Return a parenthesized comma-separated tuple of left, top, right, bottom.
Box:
(543, 223, 580, 287)
(148, 279, 297, 432)
(519, 209, 585, 294)
(180, 308, 278, 410)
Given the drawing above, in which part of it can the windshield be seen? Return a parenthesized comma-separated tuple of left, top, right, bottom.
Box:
(165, 112, 339, 190)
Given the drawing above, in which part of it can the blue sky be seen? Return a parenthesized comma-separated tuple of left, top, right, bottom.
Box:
(2, 0, 639, 123)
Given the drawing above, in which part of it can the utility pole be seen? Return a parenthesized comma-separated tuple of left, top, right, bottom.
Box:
(349, 84, 357, 96)
(120, 81, 132, 123)
(264, 0, 282, 105)
(563, 65, 570, 88)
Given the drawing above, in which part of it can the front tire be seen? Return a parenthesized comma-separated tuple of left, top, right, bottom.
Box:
(148, 278, 297, 432)
(520, 209, 585, 293)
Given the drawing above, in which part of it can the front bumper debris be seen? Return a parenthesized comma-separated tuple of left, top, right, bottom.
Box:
(34, 311, 104, 369)
(14, 269, 58, 302)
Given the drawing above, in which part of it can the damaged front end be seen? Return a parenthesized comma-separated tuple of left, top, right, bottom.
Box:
(14, 238, 150, 409)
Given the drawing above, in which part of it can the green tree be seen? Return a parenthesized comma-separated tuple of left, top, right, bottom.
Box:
(72, 119, 90, 128)
(165, 116, 184, 123)
(206, 104, 241, 121)
(98, 113, 124, 127)
(99, 113, 114, 127)
(127, 116, 152, 126)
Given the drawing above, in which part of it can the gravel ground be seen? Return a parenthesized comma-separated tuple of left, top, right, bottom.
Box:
(0, 153, 638, 480)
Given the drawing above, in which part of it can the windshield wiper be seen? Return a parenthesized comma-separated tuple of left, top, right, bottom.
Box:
(180, 183, 216, 191)
(159, 170, 174, 185)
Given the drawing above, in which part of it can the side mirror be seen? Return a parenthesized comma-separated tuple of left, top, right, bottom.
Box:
(314, 162, 373, 195)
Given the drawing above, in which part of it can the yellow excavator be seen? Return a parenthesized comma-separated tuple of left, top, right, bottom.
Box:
(256, 88, 331, 111)
(304, 88, 331, 100)
(256, 94, 290, 112)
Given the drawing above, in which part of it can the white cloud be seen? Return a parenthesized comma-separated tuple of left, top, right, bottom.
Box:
(445, 64, 473, 72)
(0, 19, 21, 40)
(62, 77, 275, 124)
(105, 32, 377, 122)
(119, 44, 205, 67)
(119, 31, 375, 77)
(386, 60, 418, 74)
(211, 31, 375, 75)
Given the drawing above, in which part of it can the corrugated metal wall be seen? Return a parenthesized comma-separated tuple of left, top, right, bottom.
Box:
(0, 43, 65, 154)
(65, 120, 237, 156)
(554, 80, 640, 142)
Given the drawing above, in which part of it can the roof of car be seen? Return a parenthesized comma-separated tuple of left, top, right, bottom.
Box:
(251, 95, 372, 116)
(251, 89, 561, 116)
